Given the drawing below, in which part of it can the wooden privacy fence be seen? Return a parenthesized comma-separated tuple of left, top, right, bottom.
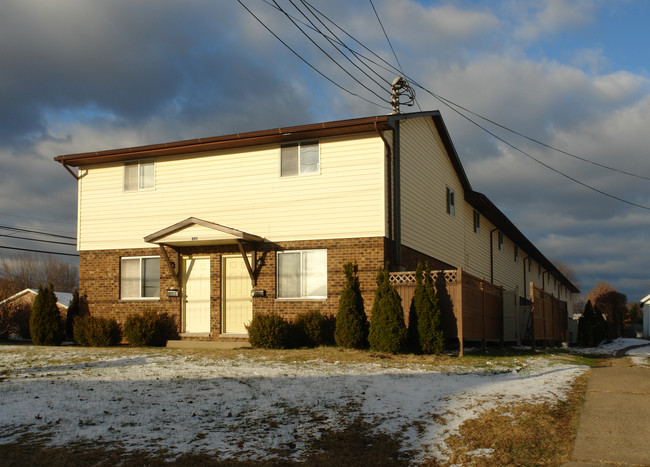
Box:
(390, 268, 503, 355)
(529, 282, 568, 347)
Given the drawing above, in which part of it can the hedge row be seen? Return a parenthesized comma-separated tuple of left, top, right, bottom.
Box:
(248, 262, 445, 354)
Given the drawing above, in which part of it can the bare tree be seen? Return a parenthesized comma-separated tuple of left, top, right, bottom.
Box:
(0, 253, 78, 293)
(552, 258, 580, 292)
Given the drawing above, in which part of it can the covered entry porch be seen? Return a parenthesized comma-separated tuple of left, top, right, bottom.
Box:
(144, 217, 267, 340)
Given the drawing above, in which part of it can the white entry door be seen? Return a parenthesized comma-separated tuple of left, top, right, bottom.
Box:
(183, 257, 211, 333)
(223, 255, 252, 334)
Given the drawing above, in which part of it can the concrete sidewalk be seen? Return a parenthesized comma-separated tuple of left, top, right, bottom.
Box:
(563, 351, 650, 467)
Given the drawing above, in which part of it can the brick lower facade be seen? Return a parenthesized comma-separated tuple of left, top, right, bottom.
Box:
(80, 237, 407, 340)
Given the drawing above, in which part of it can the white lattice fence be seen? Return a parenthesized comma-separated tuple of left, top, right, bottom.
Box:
(389, 270, 457, 285)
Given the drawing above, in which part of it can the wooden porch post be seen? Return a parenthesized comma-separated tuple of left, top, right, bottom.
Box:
(529, 281, 536, 352)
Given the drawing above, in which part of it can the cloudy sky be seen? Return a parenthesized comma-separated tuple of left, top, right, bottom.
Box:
(1, 0, 649, 302)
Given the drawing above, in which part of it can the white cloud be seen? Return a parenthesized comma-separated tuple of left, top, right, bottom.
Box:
(513, 0, 597, 41)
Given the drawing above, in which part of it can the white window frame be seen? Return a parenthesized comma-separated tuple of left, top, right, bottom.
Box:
(276, 249, 327, 299)
(280, 141, 320, 177)
(446, 187, 455, 216)
(498, 231, 504, 251)
(120, 256, 160, 300)
(473, 210, 480, 234)
(124, 160, 155, 192)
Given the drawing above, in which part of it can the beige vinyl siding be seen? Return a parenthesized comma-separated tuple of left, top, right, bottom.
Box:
(399, 117, 466, 268)
(399, 117, 569, 300)
(77, 134, 386, 250)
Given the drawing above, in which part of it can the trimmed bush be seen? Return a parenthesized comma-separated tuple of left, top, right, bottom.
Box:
(73, 315, 121, 347)
(418, 264, 444, 354)
(124, 310, 175, 347)
(335, 262, 368, 349)
(407, 263, 425, 353)
(65, 290, 81, 340)
(29, 284, 65, 346)
(368, 265, 406, 354)
(246, 312, 289, 349)
(291, 309, 329, 348)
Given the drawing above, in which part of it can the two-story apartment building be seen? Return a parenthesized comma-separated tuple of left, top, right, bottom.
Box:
(54, 110, 578, 342)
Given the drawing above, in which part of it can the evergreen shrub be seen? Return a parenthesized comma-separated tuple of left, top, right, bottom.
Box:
(418, 264, 444, 354)
(73, 315, 121, 346)
(368, 265, 406, 354)
(29, 284, 65, 346)
(577, 300, 606, 347)
(246, 312, 289, 349)
(65, 290, 81, 340)
(335, 261, 367, 349)
(124, 310, 175, 347)
(291, 309, 329, 348)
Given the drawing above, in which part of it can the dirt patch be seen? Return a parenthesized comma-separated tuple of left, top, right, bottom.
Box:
(427, 372, 589, 466)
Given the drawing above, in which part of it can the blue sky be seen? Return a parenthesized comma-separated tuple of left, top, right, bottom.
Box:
(0, 0, 649, 303)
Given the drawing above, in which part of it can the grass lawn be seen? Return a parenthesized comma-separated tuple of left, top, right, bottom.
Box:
(0, 343, 593, 466)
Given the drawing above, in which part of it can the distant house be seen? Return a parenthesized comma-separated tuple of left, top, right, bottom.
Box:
(0, 288, 73, 314)
(53, 110, 578, 343)
(641, 294, 650, 338)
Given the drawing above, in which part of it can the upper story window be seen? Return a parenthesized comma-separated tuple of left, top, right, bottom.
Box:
(120, 256, 160, 300)
(514, 245, 519, 262)
(281, 141, 319, 177)
(124, 161, 155, 191)
(498, 231, 504, 250)
(538, 264, 542, 278)
(473, 210, 480, 234)
(277, 249, 327, 299)
(446, 187, 455, 216)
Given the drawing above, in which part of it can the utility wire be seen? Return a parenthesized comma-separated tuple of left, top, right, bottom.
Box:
(0, 245, 79, 258)
(261, 0, 393, 88)
(238, 0, 389, 110)
(246, 0, 649, 209)
(429, 93, 650, 181)
(428, 91, 650, 210)
(272, 0, 391, 105)
(292, 0, 391, 93)
(0, 233, 77, 247)
(0, 225, 76, 241)
(299, 1, 649, 182)
(368, 0, 422, 111)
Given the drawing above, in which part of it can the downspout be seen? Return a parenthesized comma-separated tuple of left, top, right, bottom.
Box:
(392, 118, 401, 269)
(523, 256, 530, 300)
(375, 122, 393, 265)
(489, 228, 498, 284)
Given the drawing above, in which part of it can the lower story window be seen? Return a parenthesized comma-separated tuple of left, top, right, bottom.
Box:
(120, 256, 160, 299)
(277, 249, 327, 299)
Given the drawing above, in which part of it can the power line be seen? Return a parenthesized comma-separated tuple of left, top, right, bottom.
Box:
(0, 233, 77, 247)
(261, 0, 393, 89)
(428, 91, 650, 210)
(425, 92, 650, 181)
(238, 0, 390, 111)
(0, 245, 79, 258)
(294, 3, 649, 184)
(0, 225, 76, 241)
(272, 0, 391, 105)
(368, 0, 421, 111)
(287, 6, 649, 208)
(292, 0, 392, 93)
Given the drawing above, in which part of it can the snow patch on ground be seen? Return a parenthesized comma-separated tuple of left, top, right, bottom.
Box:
(626, 344, 650, 367)
(0, 346, 587, 463)
(571, 337, 649, 356)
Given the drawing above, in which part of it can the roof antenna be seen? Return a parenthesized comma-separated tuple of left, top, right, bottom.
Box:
(390, 77, 415, 114)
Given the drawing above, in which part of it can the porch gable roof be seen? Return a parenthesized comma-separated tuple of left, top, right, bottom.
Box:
(144, 217, 265, 246)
